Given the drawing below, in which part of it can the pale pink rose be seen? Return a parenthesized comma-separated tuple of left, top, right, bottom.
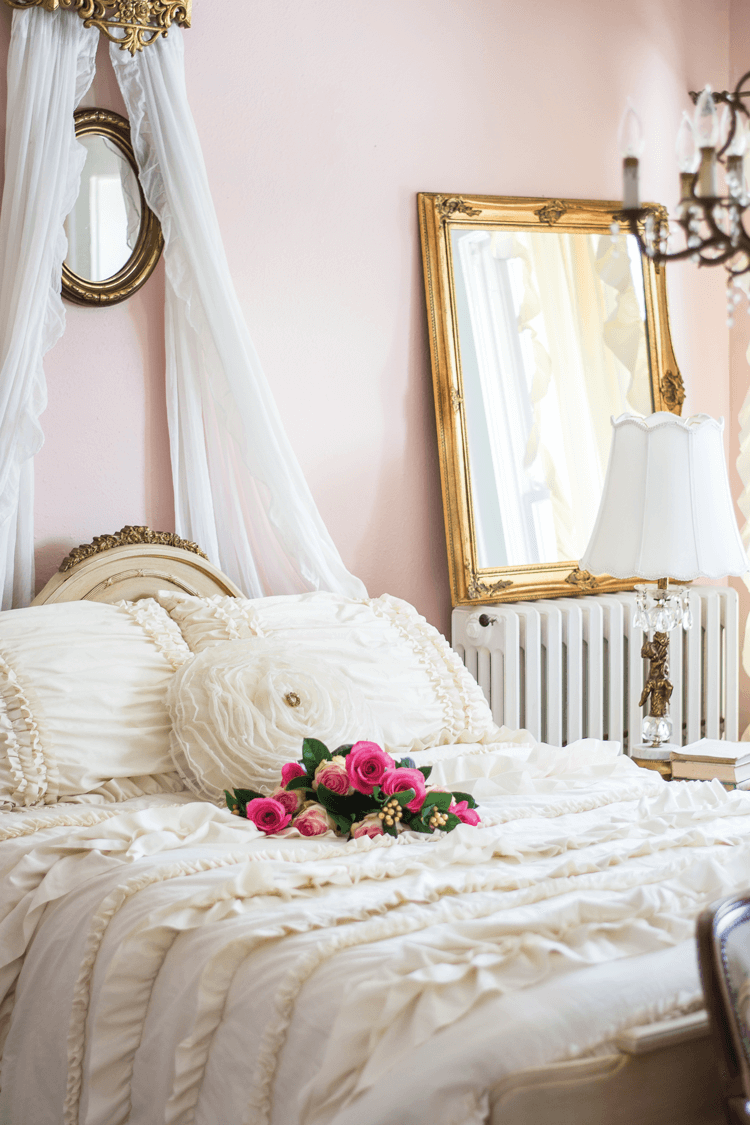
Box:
(351, 813, 385, 839)
(345, 741, 394, 795)
(271, 787, 304, 815)
(281, 761, 307, 787)
(312, 755, 351, 795)
(449, 800, 481, 826)
(381, 767, 426, 813)
(245, 797, 292, 835)
(294, 802, 336, 837)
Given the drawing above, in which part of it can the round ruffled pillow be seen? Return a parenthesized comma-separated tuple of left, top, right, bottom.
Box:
(167, 639, 382, 801)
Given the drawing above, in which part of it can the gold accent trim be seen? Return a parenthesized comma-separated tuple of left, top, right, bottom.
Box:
(632, 755, 672, 779)
(59, 526, 208, 572)
(660, 369, 686, 414)
(62, 110, 163, 307)
(534, 199, 567, 225)
(467, 577, 513, 599)
(417, 193, 684, 606)
(3, 0, 191, 54)
(639, 630, 673, 724)
(564, 567, 601, 592)
(434, 196, 481, 221)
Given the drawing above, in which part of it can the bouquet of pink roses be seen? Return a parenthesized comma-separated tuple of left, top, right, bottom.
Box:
(224, 738, 481, 839)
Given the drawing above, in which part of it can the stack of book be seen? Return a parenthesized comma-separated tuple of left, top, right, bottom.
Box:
(670, 740, 750, 789)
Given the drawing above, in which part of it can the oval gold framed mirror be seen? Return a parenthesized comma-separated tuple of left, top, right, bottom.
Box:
(418, 193, 685, 606)
(63, 109, 164, 306)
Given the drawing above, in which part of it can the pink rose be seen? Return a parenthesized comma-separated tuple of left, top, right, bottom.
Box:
(294, 802, 336, 837)
(313, 755, 351, 795)
(281, 761, 307, 787)
(351, 813, 385, 839)
(245, 797, 292, 835)
(345, 741, 394, 795)
(381, 767, 426, 813)
(449, 800, 481, 826)
(271, 787, 304, 815)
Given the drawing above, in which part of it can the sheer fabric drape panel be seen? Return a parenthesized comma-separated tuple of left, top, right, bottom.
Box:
(0, 9, 97, 607)
(110, 33, 366, 599)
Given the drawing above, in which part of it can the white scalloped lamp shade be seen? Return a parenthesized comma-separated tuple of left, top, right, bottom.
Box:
(580, 412, 749, 581)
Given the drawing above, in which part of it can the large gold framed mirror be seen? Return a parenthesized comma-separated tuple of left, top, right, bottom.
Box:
(418, 193, 684, 606)
(62, 109, 164, 306)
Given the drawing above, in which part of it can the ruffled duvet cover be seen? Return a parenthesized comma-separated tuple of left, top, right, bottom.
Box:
(0, 736, 747, 1125)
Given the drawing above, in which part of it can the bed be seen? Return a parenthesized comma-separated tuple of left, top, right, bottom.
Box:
(0, 530, 738, 1125)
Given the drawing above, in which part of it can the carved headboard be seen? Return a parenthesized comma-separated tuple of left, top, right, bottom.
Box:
(32, 526, 243, 605)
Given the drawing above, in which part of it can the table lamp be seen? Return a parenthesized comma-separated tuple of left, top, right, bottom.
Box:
(580, 412, 749, 758)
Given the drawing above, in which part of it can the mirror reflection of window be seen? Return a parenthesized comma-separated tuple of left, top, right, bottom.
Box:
(64, 135, 142, 283)
(451, 228, 650, 569)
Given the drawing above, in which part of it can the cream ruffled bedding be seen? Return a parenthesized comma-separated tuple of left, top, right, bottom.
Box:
(0, 736, 748, 1125)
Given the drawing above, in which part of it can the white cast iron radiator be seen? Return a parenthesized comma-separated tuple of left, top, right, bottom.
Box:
(452, 587, 739, 753)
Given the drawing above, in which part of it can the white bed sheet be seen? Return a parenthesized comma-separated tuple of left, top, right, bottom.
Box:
(0, 739, 746, 1125)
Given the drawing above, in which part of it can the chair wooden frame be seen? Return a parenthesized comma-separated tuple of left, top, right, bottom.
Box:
(697, 893, 750, 1123)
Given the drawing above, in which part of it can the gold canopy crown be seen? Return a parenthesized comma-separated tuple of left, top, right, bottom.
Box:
(3, 0, 191, 54)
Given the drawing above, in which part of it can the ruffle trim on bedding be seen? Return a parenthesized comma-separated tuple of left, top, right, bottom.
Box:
(369, 595, 498, 747)
(154, 592, 259, 649)
(0, 650, 57, 806)
(115, 598, 193, 669)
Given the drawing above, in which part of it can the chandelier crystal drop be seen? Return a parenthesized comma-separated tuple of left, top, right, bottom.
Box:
(618, 71, 750, 327)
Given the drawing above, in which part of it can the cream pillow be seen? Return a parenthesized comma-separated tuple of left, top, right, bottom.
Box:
(0, 598, 192, 807)
(167, 639, 382, 800)
(155, 590, 500, 754)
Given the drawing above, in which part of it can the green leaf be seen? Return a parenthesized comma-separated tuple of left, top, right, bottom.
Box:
(329, 811, 353, 835)
(390, 788, 415, 808)
(302, 738, 331, 774)
(443, 813, 462, 833)
(233, 788, 266, 804)
(404, 814, 431, 833)
(224, 789, 238, 810)
(396, 757, 416, 769)
(418, 765, 433, 782)
(332, 743, 354, 757)
(382, 819, 399, 837)
(286, 775, 312, 791)
(315, 783, 345, 812)
(371, 785, 383, 803)
(449, 790, 477, 809)
(339, 791, 376, 817)
(421, 791, 451, 812)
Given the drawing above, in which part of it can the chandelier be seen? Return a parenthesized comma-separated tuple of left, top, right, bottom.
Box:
(618, 69, 750, 327)
(3, 0, 191, 54)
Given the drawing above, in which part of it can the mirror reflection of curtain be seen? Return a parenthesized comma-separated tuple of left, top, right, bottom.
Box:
(454, 229, 650, 568)
(101, 137, 140, 253)
(456, 232, 554, 567)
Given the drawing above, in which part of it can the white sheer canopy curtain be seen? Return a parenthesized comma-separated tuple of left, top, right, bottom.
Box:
(110, 31, 366, 599)
(0, 8, 97, 608)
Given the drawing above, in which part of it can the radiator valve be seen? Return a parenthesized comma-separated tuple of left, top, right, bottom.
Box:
(465, 612, 496, 640)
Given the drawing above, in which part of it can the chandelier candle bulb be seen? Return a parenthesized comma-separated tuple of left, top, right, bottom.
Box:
(697, 146, 719, 197)
(694, 86, 719, 147)
(619, 101, 644, 210)
(727, 115, 748, 157)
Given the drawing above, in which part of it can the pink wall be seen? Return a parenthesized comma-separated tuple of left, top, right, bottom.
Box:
(0, 0, 734, 643)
